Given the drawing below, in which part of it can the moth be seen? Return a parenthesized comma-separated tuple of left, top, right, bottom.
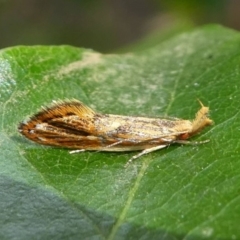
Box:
(18, 100, 213, 166)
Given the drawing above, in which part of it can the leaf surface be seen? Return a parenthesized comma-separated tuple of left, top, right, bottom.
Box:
(1, 25, 240, 239)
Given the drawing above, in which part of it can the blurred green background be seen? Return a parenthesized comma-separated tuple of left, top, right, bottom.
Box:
(0, 0, 236, 52)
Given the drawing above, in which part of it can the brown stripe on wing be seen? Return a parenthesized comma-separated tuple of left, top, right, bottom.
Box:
(18, 100, 97, 145)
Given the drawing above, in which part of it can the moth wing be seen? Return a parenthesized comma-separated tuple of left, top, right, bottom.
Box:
(18, 100, 98, 145)
(47, 100, 96, 133)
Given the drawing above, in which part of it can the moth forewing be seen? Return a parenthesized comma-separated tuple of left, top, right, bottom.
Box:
(18, 100, 213, 165)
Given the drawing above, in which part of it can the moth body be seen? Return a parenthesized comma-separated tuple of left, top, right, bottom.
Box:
(18, 100, 213, 165)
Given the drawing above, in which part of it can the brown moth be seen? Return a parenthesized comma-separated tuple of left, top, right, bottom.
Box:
(18, 100, 213, 166)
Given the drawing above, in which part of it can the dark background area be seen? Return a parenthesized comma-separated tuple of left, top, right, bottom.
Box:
(0, 0, 239, 52)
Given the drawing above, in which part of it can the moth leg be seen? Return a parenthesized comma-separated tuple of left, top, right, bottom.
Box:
(103, 140, 125, 149)
(125, 145, 168, 168)
(69, 149, 86, 154)
(101, 139, 143, 150)
(69, 140, 127, 154)
(175, 139, 210, 145)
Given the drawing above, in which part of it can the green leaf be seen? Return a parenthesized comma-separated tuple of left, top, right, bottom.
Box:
(1, 25, 240, 239)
